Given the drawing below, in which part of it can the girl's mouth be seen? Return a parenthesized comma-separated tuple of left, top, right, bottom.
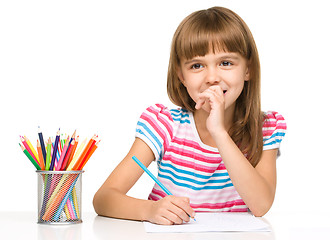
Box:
(223, 90, 227, 95)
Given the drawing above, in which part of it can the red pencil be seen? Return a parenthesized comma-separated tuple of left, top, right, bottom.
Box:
(60, 139, 75, 170)
(80, 140, 100, 170)
(72, 135, 97, 170)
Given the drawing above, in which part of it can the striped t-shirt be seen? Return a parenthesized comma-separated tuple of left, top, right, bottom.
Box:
(135, 104, 286, 212)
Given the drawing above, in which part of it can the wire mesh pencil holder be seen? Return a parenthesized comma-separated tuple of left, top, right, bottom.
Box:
(37, 170, 83, 224)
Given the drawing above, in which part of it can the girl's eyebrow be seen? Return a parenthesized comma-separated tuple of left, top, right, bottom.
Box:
(183, 54, 241, 65)
(183, 59, 201, 66)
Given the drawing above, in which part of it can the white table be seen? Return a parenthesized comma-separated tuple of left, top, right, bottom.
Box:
(1, 211, 329, 240)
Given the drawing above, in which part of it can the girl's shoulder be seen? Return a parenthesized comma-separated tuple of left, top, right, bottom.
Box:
(262, 111, 287, 149)
(142, 104, 191, 124)
(263, 111, 286, 129)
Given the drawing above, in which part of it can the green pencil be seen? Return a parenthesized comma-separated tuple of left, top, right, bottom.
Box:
(20, 143, 41, 170)
(45, 137, 52, 171)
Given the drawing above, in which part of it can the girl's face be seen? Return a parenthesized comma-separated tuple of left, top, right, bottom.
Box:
(177, 51, 250, 113)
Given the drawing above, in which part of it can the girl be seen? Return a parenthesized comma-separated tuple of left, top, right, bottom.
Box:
(93, 6, 286, 225)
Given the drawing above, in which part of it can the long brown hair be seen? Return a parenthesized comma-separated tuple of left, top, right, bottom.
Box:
(167, 6, 264, 167)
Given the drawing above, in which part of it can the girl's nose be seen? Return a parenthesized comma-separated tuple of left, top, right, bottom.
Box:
(205, 68, 220, 85)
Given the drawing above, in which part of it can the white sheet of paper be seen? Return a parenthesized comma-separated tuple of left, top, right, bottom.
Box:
(144, 212, 270, 233)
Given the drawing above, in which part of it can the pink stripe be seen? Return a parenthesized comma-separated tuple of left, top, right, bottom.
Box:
(151, 188, 167, 198)
(147, 105, 173, 136)
(191, 199, 246, 210)
(230, 208, 249, 212)
(163, 154, 226, 173)
(167, 146, 221, 164)
(172, 137, 218, 154)
(141, 113, 169, 152)
(263, 128, 286, 137)
(155, 104, 173, 120)
(148, 195, 160, 201)
(263, 124, 286, 130)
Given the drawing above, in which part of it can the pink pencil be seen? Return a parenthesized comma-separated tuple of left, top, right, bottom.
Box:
(56, 136, 70, 171)
(20, 136, 39, 166)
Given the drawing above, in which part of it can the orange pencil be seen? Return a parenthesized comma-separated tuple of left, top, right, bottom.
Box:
(72, 135, 96, 170)
(66, 136, 79, 169)
(80, 140, 100, 170)
(37, 140, 45, 170)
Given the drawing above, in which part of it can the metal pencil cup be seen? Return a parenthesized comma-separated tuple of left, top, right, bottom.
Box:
(37, 171, 83, 224)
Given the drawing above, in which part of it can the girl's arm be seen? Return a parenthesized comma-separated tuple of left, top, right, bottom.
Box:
(212, 132, 277, 217)
(93, 138, 195, 224)
(196, 85, 277, 216)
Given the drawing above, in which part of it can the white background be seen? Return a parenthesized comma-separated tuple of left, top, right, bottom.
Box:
(1, 0, 329, 215)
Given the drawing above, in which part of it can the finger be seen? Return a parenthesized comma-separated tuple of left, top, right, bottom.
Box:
(195, 98, 205, 109)
(156, 216, 174, 225)
(154, 196, 189, 224)
(182, 198, 196, 219)
(169, 197, 194, 222)
(165, 208, 185, 224)
(208, 85, 223, 95)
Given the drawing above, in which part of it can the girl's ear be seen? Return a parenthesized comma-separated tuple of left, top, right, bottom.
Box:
(177, 66, 185, 86)
(244, 64, 250, 81)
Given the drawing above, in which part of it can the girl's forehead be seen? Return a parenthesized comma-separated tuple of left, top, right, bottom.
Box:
(180, 47, 243, 61)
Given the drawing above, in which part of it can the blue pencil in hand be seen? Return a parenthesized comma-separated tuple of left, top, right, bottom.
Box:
(132, 156, 196, 221)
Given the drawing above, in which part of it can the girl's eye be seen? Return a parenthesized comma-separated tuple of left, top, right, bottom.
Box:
(220, 61, 232, 67)
(191, 63, 203, 69)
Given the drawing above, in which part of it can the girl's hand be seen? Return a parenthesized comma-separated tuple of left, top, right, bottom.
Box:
(146, 195, 195, 225)
(195, 85, 226, 136)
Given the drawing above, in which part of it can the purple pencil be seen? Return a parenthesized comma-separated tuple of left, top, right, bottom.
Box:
(49, 129, 60, 171)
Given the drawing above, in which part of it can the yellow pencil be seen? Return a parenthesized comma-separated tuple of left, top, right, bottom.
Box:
(67, 138, 87, 171)
(24, 135, 40, 164)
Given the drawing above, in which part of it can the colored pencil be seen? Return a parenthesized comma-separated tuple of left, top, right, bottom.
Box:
(45, 138, 52, 171)
(79, 140, 100, 170)
(66, 138, 87, 171)
(43, 174, 78, 221)
(20, 136, 39, 166)
(20, 143, 41, 170)
(72, 135, 97, 170)
(24, 136, 40, 164)
(66, 135, 79, 168)
(132, 156, 171, 195)
(21, 129, 100, 223)
(50, 129, 60, 171)
(68, 130, 76, 145)
(56, 136, 70, 171)
(37, 140, 45, 170)
(132, 155, 196, 221)
(72, 187, 80, 218)
(60, 139, 75, 170)
(53, 174, 79, 221)
(38, 126, 47, 165)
